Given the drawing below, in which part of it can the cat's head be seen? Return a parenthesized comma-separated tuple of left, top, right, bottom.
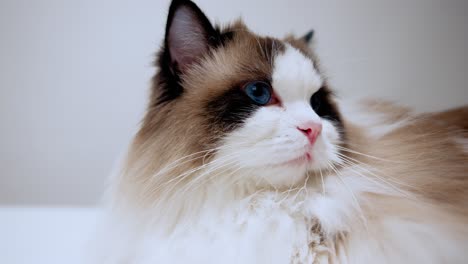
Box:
(137, 0, 345, 189)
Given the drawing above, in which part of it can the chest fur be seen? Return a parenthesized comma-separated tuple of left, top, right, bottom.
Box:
(131, 198, 330, 264)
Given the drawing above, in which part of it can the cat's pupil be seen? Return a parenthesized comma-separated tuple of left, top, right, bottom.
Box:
(252, 86, 263, 96)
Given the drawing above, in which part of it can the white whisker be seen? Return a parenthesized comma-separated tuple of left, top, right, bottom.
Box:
(327, 161, 368, 231)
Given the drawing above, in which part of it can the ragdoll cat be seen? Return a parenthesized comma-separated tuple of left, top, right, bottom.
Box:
(93, 0, 468, 263)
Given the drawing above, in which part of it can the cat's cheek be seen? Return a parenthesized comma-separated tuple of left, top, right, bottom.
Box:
(231, 107, 282, 144)
(322, 119, 341, 144)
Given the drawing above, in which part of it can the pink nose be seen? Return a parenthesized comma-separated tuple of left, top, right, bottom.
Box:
(297, 122, 322, 145)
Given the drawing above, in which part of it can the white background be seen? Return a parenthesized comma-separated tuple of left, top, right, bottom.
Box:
(1, 0, 467, 205)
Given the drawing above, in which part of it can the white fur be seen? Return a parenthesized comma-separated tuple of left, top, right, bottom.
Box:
(97, 165, 467, 263)
(272, 44, 322, 100)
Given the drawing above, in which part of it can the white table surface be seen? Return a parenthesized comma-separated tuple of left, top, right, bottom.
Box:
(0, 207, 102, 264)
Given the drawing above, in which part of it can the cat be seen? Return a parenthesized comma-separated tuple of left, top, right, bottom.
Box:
(92, 0, 468, 263)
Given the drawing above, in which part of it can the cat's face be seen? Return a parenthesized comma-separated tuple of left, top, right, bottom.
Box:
(141, 0, 344, 188)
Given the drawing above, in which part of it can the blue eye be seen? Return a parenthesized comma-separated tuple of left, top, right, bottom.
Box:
(244, 81, 272, 105)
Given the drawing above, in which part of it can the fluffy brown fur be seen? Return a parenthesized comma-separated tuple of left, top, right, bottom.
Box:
(347, 103, 468, 215)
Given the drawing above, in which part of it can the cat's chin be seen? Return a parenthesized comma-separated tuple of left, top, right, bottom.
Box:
(237, 154, 333, 189)
(274, 153, 312, 167)
(245, 162, 314, 189)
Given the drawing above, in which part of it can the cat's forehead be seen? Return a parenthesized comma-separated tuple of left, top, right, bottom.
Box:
(183, 28, 322, 101)
(272, 44, 323, 102)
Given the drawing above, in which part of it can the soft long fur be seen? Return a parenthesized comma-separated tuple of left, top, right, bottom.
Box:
(93, 1, 468, 263)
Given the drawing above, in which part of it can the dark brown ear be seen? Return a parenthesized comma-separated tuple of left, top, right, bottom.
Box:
(156, 0, 219, 103)
(301, 30, 314, 44)
(165, 0, 217, 72)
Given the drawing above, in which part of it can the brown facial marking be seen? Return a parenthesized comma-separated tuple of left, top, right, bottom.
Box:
(139, 22, 286, 156)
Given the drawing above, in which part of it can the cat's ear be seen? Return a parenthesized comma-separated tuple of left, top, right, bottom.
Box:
(301, 30, 315, 44)
(164, 0, 218, 72)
